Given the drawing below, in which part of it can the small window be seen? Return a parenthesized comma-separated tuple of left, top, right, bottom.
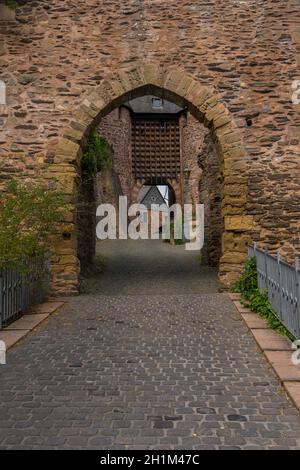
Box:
(152, 97, 163, 109)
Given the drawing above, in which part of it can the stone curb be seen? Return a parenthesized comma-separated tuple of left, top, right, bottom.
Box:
(0, 299, 66, 351)
(228, 292, 300, 412)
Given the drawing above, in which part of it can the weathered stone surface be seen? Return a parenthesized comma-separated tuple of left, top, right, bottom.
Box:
(241, 313, 269, 329)
(17, 74, 34, 85)
(284, 382, 300, 411)
(227, 292, 241, 301)
(0, 4, 15, 21)
(5, 314, 48, 331)
(264, 351, 300, 382)
(220, 251, 248, 265)
(0, 330, 28, 349)
(198, 134, 224, 266)
(252, 329, 292, 352)
(98, 107, 132, 200)
(0, 0, 299, 293)
(222, 233, 251, 253)
(225, 216, 254, 232)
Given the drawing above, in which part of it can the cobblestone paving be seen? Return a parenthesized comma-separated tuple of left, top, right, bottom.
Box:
(1, 241, 300, 449)
(81, 239, 218, 295)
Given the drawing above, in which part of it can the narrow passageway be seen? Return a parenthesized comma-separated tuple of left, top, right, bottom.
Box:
(82, 239, 218, 295)
(0, 240, 300, 450)
(1, 0, 300, 454)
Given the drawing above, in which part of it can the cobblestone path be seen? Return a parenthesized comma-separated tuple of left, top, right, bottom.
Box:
(0, 241, 300, 449)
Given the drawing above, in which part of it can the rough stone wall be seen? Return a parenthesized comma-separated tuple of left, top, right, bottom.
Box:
(99, 110, 203, 210)
(98, 107, 132, 201)
(180, 112, 208, 205)
(77, 179, 96, 269)
(180, 113, 224, 265)
(78, 169, 123, 269)
(0, 0, 300, 283)
(104, 108, 223, 263)
(199, 136, 224, 266)
(95, 169, 123, 207)
(61, 104, 131, 276)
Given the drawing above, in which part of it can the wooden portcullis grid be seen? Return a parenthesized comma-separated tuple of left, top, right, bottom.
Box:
(131, 115, 181, 183)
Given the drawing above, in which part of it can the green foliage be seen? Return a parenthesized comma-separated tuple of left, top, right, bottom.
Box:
(164, 219, 185, 245)
(232, 257, 257, 300)
(232, 257, 295, 341)
(246, 288, 294, 339)
(81, 254, 107, 278)
(0, 180, 66, 273)
(5, 0, 17, 9)
(81, 131, 113, 180)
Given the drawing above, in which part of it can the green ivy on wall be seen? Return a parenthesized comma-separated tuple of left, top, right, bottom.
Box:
(4, 0, 17, 10)
(81, 131, 113, 180)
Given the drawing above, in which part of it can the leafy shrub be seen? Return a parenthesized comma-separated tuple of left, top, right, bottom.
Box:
(81, 131, 113, 179)
(232, 257, 257, 300)
(81, 254, 106, 278)
(0, 180, 66, 273)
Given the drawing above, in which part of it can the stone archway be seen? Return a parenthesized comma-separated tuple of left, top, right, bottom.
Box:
(49, 64, 252, 295)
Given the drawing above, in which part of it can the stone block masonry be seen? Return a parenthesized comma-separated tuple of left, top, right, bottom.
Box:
(0, 1, 299, 293)
(97, 109, 223, 268)
(98, 107, 132, 202)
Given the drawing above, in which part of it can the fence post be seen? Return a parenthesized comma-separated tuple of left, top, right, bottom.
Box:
(264, 246, 268, 293)
(277, 250, 283, 321)
(295, 257, 300, 339)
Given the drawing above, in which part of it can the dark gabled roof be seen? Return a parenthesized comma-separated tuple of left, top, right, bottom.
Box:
(140, 186, 166, 208)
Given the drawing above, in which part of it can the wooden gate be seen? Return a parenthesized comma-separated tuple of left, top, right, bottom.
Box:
(131, 116, 181, 183)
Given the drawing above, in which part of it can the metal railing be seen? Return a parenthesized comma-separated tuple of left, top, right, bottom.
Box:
(248, 243, 300, 339)
(0, 259, 49, 329)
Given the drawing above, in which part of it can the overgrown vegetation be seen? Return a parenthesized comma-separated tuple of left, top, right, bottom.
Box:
(0, 180, 66, 273)
(80, 254, 107, 293)
(4, 0, 17, 10)
(81, 254, 107, 278)
(232, 257, 258, 300)
(81, 131, 113, 180)
(232, 257, 295, 341)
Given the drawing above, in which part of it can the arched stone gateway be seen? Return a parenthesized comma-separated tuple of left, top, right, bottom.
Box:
(49, 64, 252, 295)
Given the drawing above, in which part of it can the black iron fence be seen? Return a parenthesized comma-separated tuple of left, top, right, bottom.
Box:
(249, 243, 300, 339)
(0, 259, 50, 329)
